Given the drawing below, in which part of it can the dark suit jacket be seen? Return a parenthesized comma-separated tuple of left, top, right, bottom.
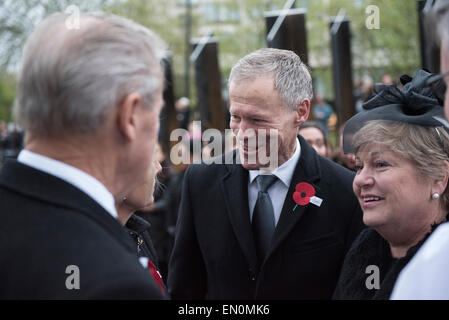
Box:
(0, 160, 163, 299)
(168, 135, 364, 299)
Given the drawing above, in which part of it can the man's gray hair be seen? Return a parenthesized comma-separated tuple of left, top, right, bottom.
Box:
(228, 48, 313, 111)
(14, 12, 166, 136)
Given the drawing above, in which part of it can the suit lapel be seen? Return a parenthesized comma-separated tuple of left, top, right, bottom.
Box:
(219, 152, 258, 271)
(266, 135, 322, 260)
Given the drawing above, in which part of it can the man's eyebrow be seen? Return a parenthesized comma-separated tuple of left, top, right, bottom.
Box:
(240, 112, 269, 119)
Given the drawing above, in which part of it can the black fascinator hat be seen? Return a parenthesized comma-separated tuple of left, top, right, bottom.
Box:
(343, 69, 448, 154)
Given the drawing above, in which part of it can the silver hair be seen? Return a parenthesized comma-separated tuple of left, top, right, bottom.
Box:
(228, 48, 313, 111)
(14, 11, 166, 136)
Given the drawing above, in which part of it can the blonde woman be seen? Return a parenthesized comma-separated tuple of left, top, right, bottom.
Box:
(333, 70, 449, 299)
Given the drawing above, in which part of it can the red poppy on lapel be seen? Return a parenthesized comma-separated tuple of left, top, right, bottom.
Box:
(293, 182, 315, 211)
(148, 260, 165, 296)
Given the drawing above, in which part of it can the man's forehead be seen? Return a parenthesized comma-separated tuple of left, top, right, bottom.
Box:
(229, 94, 270, 109)
(229, 78, 279, 111)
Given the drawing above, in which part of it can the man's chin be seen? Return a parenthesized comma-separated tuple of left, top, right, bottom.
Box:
(239, 150, 274, 170)
(241, 158, 273, 170)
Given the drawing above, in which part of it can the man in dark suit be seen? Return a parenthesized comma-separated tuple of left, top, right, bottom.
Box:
(0, 12, 166, 299)
(168, 48, 364, 299)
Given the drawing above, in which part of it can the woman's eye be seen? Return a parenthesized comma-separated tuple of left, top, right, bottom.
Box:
(354, 164, 363, 172)
(375, 161, 390, 168)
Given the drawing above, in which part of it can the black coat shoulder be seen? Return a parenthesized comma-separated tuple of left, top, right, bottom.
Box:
(0, 161, 163, 299)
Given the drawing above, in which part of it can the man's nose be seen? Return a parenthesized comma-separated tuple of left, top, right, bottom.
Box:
(233, 118, 247, 132)
(239, 121, 257, 136)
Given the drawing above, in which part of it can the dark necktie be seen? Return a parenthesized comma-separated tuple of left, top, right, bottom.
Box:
(252, 174, 277, 266)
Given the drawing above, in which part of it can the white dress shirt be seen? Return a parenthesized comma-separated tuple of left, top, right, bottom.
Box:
(18, 149, 118, 219)
(390, 222, 449, 300)
(248, 137, 301, 226)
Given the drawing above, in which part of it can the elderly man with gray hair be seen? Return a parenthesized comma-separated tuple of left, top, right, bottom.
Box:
(0, 12, 166, 299)
(168, 48, 363, 299)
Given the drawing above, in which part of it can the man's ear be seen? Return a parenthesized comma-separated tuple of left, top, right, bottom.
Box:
(116, 93, 142, 141)
(294, 99, 311, 128)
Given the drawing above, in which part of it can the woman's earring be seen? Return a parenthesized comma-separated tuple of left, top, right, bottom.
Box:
(432, 193, 440, 200)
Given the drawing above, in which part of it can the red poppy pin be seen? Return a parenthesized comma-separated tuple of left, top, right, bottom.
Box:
(292, 182, 323, 211)
(148, 260, 165, 295)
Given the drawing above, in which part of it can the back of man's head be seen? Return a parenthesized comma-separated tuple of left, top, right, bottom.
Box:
(14, 12, 166, 137)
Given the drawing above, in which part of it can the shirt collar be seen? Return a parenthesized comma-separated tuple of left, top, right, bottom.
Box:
(18, 149, 118, 219)
(249, 137, 301, 187)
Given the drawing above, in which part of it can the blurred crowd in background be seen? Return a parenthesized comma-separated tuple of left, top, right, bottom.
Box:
(0, 120, 23, 165)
